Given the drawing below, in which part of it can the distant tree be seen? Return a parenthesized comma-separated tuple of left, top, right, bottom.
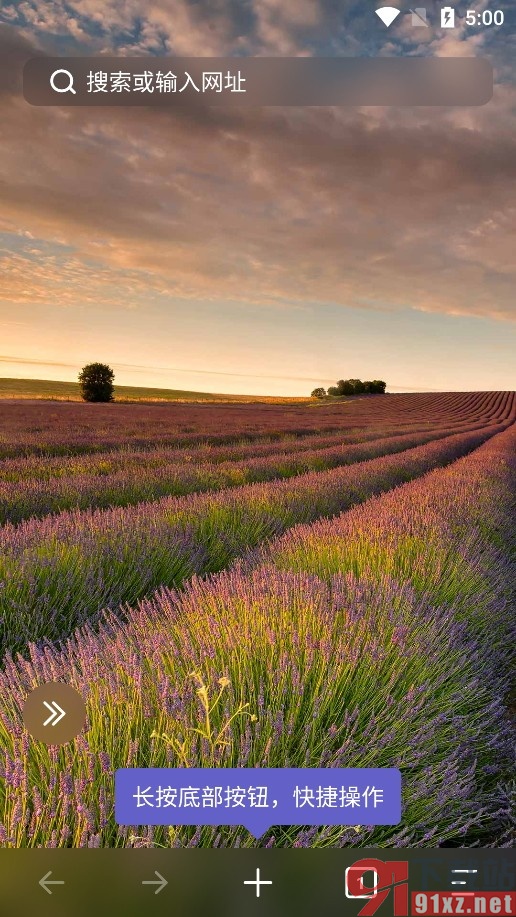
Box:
(336, 379, 354, 395)
(372, 380, 387, 394)
(311, 387, 327, 399)
(362, 380, 380, 394)
(324, 378, 386, 397)
(78, 362, 115, 403)
(363, 380, 386, 394)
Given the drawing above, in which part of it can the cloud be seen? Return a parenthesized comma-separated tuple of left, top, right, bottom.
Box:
(0, 0, 341, 56)
(0, 354, 77, 368)
(0, 246, 175, 306)
(0, 22, 515, 323)
(0, 353, 457, 392)
(0, 353, 343, 385)
(2, 1, 253, 55)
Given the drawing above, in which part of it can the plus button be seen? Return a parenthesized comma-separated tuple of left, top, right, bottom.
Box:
(243, 868, 273, 898)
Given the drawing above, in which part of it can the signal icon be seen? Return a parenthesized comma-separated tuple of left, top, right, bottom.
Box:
(375, 6, 402, 26)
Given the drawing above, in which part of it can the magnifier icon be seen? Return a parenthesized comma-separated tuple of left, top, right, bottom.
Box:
(49, 69, 76, 94)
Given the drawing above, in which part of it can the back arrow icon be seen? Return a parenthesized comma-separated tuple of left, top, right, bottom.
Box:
(43, 700, 66, 726)
(142, 871, 168, 895)
(39, 871, 65, 895)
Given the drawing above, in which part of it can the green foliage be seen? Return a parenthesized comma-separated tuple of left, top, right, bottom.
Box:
(313, 378, 386, 397)
(151, 671, 257, 768)
(78, 363, 115, 403)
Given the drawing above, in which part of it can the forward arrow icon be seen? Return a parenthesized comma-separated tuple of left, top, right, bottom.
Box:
(43, 700, 66, 726)
(142, 872, 168, 895)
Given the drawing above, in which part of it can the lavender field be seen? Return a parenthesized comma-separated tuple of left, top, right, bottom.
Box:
(0, 392, 514, 848)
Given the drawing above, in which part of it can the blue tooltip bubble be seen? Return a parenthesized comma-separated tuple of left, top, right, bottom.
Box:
(115, 768, 401, 838)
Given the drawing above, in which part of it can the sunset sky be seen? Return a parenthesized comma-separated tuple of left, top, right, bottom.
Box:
(0, 2, 515, 395)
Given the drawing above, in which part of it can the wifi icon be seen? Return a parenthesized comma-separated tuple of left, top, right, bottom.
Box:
(375, 6, 401, 26)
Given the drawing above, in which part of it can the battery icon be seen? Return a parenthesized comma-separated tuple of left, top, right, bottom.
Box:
(441, 6, 455, 27)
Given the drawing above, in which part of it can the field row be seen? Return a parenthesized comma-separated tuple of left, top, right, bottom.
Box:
(0, 391, 512, 458)
(0, 423, 514, 847)
(0, 421, 492, 525)
(0, 416, 490, 484)
(0, 422, 507, 660)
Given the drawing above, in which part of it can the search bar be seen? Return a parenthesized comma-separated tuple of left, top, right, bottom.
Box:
(23, 57, 493, 107)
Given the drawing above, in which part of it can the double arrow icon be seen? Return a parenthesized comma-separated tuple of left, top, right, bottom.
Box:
(43, 700, 66, 727)
(23, 683, 86, 744)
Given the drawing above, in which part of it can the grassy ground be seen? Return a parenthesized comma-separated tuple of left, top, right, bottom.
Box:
(0, 378, 309, 404)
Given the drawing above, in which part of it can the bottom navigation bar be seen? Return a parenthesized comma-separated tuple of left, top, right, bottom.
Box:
(0, 850, 514, 917)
